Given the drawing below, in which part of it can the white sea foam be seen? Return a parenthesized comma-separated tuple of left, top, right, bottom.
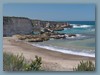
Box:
(64, 34, 86, 39)
(32, 43, 95, 58)
(70, 24, 92, 28)
(91, 29, 95, 31)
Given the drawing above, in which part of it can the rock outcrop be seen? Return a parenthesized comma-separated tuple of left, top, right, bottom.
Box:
(3, 16, 73, 37)
(31, 20, 72, 32)
(3, 16, 33, 36)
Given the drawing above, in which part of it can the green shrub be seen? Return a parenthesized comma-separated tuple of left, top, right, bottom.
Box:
(3, 52, 42, 71)
(25, 56, 42, 71)
(73, 60, 95, 71)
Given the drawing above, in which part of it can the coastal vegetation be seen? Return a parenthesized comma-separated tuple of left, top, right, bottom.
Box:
(73, 60, 95, 71)
(3, 52, 42, 71)
(3, 52, 95, 71)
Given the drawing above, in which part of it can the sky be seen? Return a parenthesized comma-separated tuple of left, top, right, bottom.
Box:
(3, 4, 95, 21)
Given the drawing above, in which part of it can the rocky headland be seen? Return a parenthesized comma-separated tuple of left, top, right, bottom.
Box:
(3, 16, 75, 42)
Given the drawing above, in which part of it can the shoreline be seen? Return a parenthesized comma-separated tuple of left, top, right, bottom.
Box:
(3, 37, 95, 71)
(31, 43, 95, 58)
(15, 38, 95, 59)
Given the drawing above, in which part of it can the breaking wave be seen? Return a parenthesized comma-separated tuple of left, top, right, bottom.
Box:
(70, 24, 93, 28)
(32, 43, 95, 58)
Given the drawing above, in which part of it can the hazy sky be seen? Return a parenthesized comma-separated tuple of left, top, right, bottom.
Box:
(3, 4, 95, 21)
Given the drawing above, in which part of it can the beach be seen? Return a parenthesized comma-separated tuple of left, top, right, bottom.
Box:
(3, 37, 95, 71)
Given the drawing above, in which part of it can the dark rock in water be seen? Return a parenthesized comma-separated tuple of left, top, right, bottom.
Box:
(28, 38, 43, 42)
(54, 36, 61, 39)
(66, 25, 73, 28)
(77, 24, 81, 26)
(68, 34, 76, 37)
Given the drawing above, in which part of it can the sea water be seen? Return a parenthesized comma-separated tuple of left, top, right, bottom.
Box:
(32, 21, 95, 57)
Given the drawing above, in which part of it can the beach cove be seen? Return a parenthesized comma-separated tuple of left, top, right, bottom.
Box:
(3, 16, 96, 71)
(3, 37, 95, 71)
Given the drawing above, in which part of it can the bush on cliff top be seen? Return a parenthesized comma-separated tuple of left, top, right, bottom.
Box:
(3, 52, 42, 71)
(73, 60, 95, 71)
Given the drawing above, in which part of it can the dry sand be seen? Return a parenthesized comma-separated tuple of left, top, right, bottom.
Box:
(3, 37, 95, 71)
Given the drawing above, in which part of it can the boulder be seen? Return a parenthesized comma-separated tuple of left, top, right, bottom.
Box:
(27, 38, 43, 42)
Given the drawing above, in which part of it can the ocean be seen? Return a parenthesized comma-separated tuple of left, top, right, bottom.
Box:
(32, 21, 95, 57)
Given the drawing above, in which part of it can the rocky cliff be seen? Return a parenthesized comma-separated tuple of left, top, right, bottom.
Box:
(3, 16, 72, 36)
(31, 20, 72, 32)
(3, 16, 33, 36)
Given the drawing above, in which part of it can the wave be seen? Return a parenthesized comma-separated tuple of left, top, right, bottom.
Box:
(66, 34, 86, 38)
(90, 29, 95, 32)
(32, 43, 95, 58)
(64, 34, 94, 40)
(70, 24, 93, 28)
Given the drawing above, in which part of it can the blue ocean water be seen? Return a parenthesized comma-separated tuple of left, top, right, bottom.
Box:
(67, 21, 95, 25)
(55, 21, 95, 34)
(32, 21, 95, 57)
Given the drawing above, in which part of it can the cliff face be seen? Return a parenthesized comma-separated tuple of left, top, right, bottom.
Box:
(3, 17, 33, 36)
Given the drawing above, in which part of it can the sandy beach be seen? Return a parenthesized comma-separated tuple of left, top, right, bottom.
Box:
(3, 37, 95, 71)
